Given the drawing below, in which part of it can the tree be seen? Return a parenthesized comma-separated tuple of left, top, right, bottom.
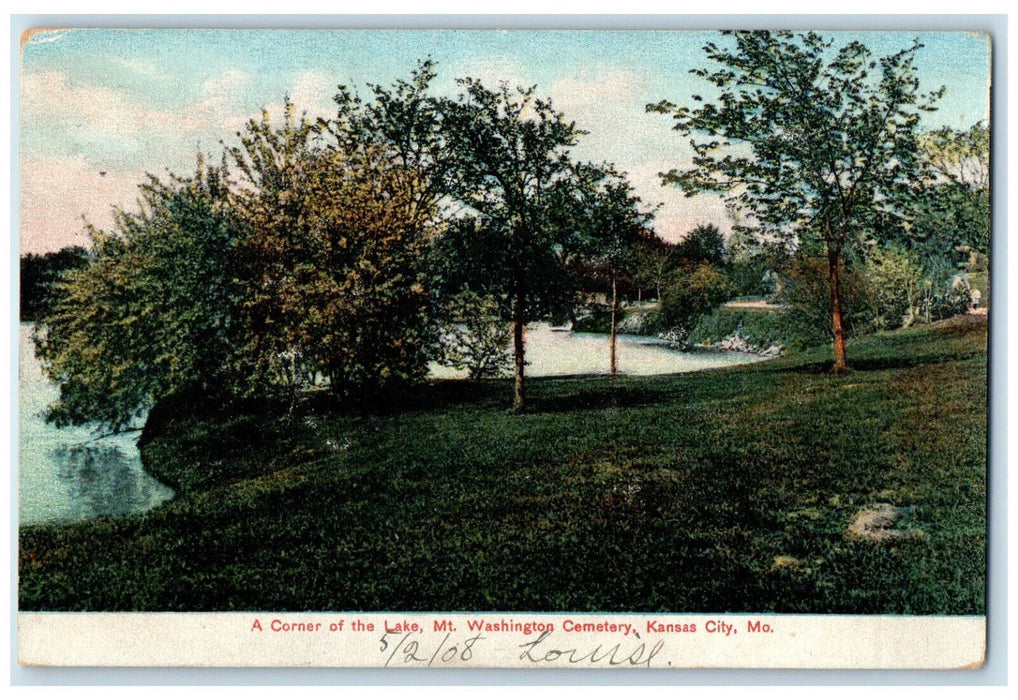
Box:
(650, 31, 942, 372)
(912, 121, 990, 266)
(633, 240, 676, 300)
(657, 262, 735, 340)
(440, 78, 585, 409)
(437, 289, 513, 379)
(35, 159, 247, 431)
(20, 246, 90, 322)
(674, 223, 728, 268)
(226, 100, 326, 393)
(563, 164, 656, 377)
(228, 95, 439, 401)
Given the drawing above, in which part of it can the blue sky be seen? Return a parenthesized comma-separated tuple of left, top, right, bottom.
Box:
(19, 29, 992, 253)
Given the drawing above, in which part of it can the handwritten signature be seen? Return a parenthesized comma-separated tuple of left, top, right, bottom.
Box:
(518, 630, 666, 668)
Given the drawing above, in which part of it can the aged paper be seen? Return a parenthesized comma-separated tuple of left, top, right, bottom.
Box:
(17, 26, 991, 670)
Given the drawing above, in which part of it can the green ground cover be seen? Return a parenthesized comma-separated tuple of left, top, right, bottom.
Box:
(19, 316, 987, 614)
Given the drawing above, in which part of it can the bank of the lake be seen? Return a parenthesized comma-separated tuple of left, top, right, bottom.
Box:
(19, 316, 987, 614)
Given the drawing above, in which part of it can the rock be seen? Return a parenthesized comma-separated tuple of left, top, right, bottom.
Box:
(846, 504, 925, 544)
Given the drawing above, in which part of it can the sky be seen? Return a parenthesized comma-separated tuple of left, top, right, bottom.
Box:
(18, 28, 992, 254)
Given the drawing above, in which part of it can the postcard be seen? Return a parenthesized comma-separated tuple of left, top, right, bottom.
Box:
(16, 25, 991, 669)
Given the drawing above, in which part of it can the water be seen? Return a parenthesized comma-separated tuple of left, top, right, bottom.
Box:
(430, 323, 767, 379)
(18, 325, 175, 526)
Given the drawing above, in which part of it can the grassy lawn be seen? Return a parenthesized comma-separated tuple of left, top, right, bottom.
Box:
(18, 316, 987, 614)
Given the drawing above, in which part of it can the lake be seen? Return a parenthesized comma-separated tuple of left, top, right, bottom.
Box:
(430, 323, 767, 379)
(19, 322, 765, 526)
(18, 325, 175, 526)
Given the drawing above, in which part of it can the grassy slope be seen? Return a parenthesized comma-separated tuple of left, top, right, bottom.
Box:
(19, 317, 987, 614)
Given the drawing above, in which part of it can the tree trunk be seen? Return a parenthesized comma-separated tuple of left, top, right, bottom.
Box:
(513, 286, 526, 410)
(609, 271, 618, 378)
(827, 245, 848, 373)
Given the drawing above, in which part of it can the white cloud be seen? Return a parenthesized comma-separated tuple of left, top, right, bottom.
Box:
(540, 65, 731, 244)
(19, 155, 141, 254)
(111, 57, 165, 78)
(624, 162, 730, 244)
(19, 68, 267, 253)
(288, 71, 338, 119)
(22, 71, 159, 154)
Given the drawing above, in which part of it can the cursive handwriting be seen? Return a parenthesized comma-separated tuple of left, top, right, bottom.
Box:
(518, 630, 665, 668)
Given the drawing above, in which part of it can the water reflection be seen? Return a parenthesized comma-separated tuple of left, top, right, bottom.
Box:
(51, 443, 171, 521)
(19, 324, 174, 526)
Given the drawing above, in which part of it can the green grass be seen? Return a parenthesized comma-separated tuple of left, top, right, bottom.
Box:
(19, 316, 988, 614)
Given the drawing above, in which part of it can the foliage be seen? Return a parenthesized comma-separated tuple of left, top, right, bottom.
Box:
(21, 317, 987, 614)
(650, 30, 943, 371)
(686, 307, 815, 352)
(674, 223, 728, 268)
(228, 88, 441, 400)
(922, 121, 989, 190)
(864, 245, 926, 329)
(35, 160, 246, 431)
(655, 262, 735, 339)
(328, 59, 456, 235)
(36, 66, 454, 427)
(632, 240, 676, 300)
(20, 246, 90, 322)
(928, 277, 973, 321)
(773, 254, 872, 346)
(437, 289, 513, 379)
(439, 78, 587, 408)
(563, 164, 657, 278)
(226, 100, 327, 392)
(727, 236, 787, 297)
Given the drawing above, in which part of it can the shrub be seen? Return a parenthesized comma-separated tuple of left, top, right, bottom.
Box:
(655, 263, 735, 340)
(773, 254, 873, 343)
(437, 290, 513, 379)
(927, 277, 973, 321)
(687, 308, 806, 351)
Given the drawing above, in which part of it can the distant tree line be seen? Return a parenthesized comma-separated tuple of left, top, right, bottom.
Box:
(20, 247, 90, 322)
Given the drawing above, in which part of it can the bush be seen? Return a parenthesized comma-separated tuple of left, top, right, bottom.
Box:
(773, 255, 874, 343)
(927, 277, 973, 321)
(437, 290, 513, 379)
(655, 263, 735, 339)
(687, 308, 821, 352)
(864, 246, 925, 330)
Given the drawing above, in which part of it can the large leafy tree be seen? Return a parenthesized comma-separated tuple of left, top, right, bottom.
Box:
(226, 100, 326, 391)
(35, 159, 246, 431)
(440, 79, 585, 409)
(649, 31, 942, 371)
(229, 93, 440, 400)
